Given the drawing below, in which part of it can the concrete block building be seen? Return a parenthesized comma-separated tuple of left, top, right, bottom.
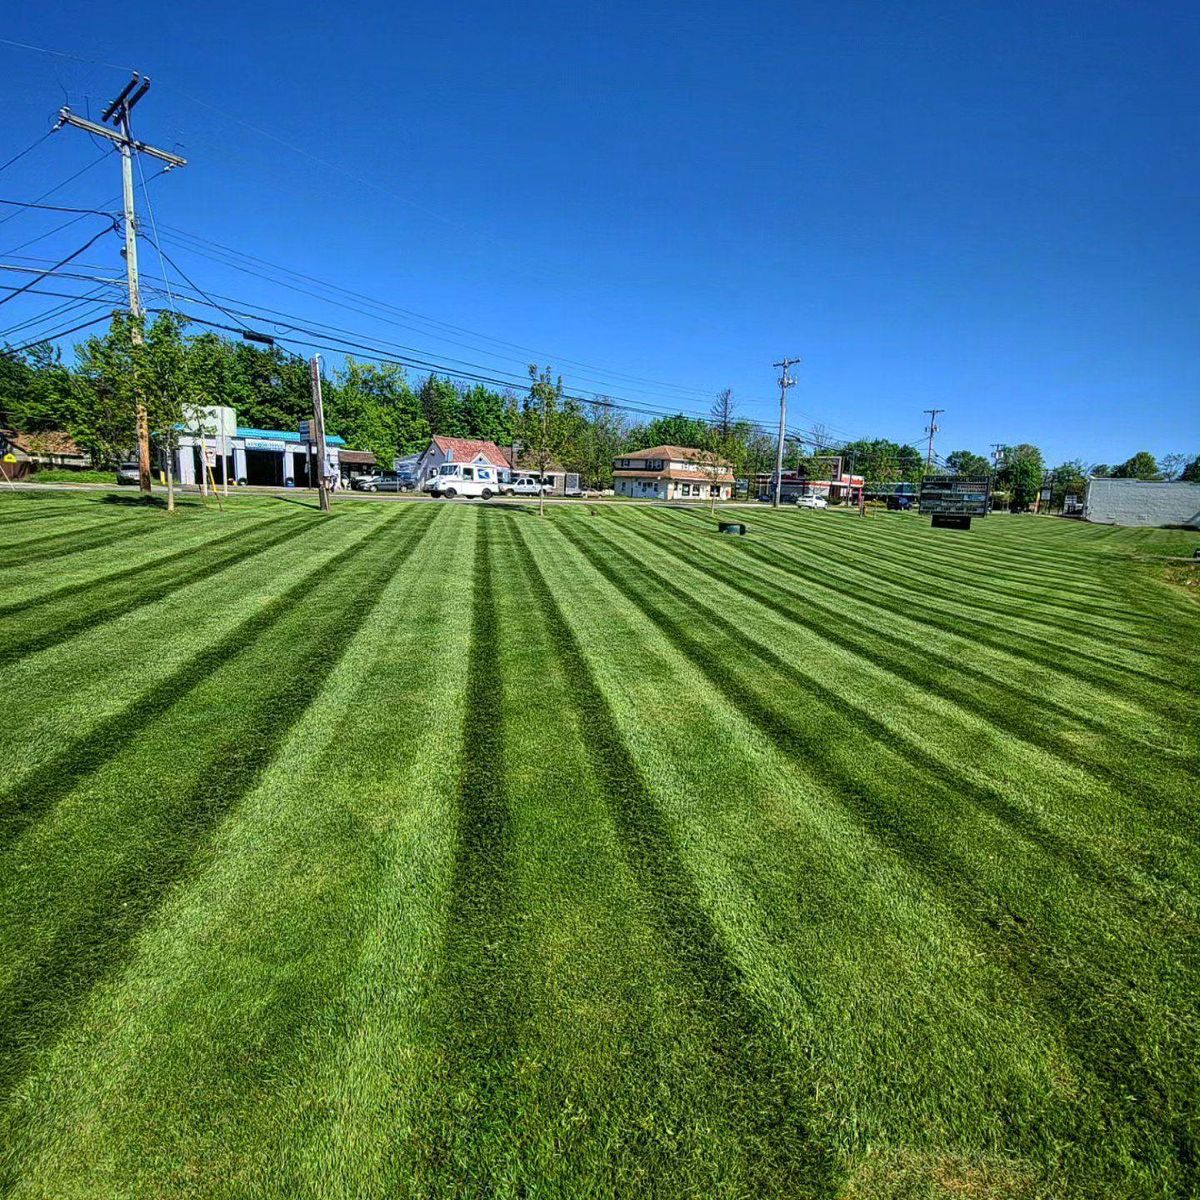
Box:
(1084, 478, 1200, 528)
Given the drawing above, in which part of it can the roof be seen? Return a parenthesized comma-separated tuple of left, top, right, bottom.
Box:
(337, 449, 376, 465)
(236, 426, 346, 447)
(429, 436, 511, 467)
(0, 429, 86, 458)
(619, 444, 723, 462)
(614, 467, 735, 483)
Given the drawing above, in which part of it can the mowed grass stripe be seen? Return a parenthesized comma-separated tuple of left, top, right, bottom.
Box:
(0, 506, 439, 1098)
(0, 506, 426, 851)
(553, 516, 1199, 1176)
(408, 513, 523, 1189)
(508, 512, 835, 1195)
(755, 509, 1149, 617)
(3, 511, 169, 567)
(0, 509, 470, 1198)
(0, 512, 317, 665)
(653, 509, 1184, 706)
(0, 503, 294, 616)
(0, 506, 389, 786)
(583, 513, 1199, 912)
(751, 513, 1185, 688)
(618, 509, 1200, 804)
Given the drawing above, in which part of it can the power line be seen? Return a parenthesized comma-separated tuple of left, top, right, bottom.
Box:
(5, 311, 113, 354)
(0, 148, 114, 228)
(0, 196, 117, 217)
(0, 35, 134, 73)
(0, 223, 118, 308)
(153, 223, 722, 404)
(0, 130, 52, 176)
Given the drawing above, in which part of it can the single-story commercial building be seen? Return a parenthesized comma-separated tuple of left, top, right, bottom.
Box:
(172, 406, 347, 488)
(612, 445, 734, 501)
(754, 469, 865, 504)
(417, 436, 511, 485)
(1084, 477, 1200, 528)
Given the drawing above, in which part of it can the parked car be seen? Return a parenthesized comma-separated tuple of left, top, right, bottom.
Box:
(502, 474, 548, 497)
(355, 472, 413, 493)
(428, 462, 500, 499)
(115, 461, 140, 485)
(796, 494, 828, 509)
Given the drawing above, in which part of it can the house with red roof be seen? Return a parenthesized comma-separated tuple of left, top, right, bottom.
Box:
(417, 436, 512, 486)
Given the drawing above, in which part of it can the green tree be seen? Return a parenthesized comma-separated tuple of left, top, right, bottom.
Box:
(141, 312, 193, 510)
(1180, 455, 1200, 482)
(635, 412, 712, 450)
(418, 374, 465, 437)
(460, 384, 514, 446)
(329, 358, 428, 465)
(69, 314, 141, 469)
(2, 342, 74, 433)
(1047, 458, 1089, 510)
(944, 449, 991, 477)
(519, 365, 567, 516)
(1112, 451, 1160, 480)
(995, 443, 1045, 510)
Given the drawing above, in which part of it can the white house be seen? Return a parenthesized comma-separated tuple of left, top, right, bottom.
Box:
(612, 444, 734, 501)
(417, 436, 511, 485)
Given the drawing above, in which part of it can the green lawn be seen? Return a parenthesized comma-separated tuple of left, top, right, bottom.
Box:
(0, 490, 1196, 1199)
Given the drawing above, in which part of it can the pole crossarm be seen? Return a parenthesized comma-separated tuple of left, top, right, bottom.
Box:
(55, 110, 188, 169)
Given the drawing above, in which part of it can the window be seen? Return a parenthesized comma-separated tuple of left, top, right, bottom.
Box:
(679, 483, 691, 497)
(462, 466, 474, 480)
(648, 458, 664, 471)
(618, 458, 631, 468)
(710, 485, 719, 497)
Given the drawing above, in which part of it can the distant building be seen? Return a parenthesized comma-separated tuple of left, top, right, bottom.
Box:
(612, 445, 734, 501)
(755, 469, 865, 504)
(1084, 477, 1200, 528)
(0, 429, 89, 478)
(417, 436, 511, 485)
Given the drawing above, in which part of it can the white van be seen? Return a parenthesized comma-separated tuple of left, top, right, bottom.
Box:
(428, 462, 500, 499)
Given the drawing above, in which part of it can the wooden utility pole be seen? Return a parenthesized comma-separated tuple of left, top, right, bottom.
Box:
(771, 357, 800, 508)
(923, 408, 943, 475)
(55, 76, 187, 496)
(310, 355, 331, 512)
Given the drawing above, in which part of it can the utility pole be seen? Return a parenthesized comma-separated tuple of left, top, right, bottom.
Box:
(310, 355, 331, 513)
(772, 357, 800, 508)
(923, 408, 943, 475)
(54, 75, 187, 496)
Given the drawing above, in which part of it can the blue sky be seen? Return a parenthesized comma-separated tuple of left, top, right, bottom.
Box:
(1, 0, 1197, 465)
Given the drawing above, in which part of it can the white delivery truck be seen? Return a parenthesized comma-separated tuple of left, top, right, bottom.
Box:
(428, 462, 500, 499)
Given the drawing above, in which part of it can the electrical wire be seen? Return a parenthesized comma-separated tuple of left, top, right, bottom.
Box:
(5, 311, 113, 354)
(154, 223, 722, 404)
(0, 130, 52, 176)
(0, 148, 113, 229)
(0, 222, 118, 308)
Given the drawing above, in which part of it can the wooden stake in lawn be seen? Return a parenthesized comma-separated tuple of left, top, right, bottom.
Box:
(310, 356, 331, 513)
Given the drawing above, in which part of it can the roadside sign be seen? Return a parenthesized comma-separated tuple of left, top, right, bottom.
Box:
(299, 420, 312, 440)
(2, 454, 15, 464)
(918, 475, 991, 530)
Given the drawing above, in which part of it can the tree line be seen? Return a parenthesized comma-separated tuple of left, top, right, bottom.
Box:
(2, 314, 1195, 501)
